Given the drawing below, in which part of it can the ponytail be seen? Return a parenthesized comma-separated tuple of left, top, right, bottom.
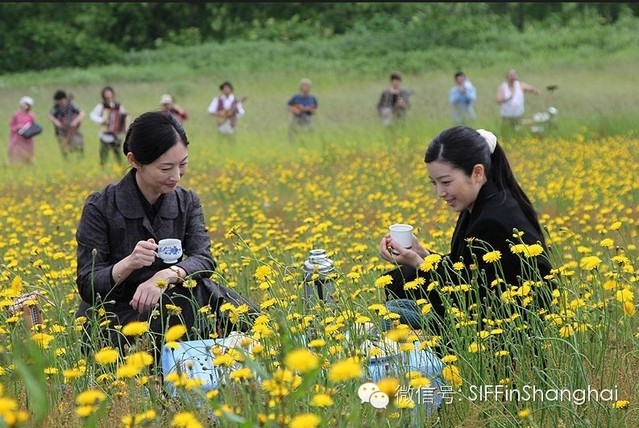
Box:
(490, 144, 544, 240)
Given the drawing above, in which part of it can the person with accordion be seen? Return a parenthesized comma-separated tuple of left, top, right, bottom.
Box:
(90, 86, 129, 166)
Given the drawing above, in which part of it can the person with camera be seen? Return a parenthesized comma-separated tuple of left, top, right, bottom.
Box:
(449, 71, 477, 124)
(377, 71, 412, 126)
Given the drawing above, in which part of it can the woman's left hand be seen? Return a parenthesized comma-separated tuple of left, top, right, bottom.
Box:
(130, 270, 172, 313)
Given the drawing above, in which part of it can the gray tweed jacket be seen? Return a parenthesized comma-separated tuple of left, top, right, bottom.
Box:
(75, 169, 257, 318)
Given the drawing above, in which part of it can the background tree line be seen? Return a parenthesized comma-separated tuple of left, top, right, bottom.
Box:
(0, 2, 637, 74)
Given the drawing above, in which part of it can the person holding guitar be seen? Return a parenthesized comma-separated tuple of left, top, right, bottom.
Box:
(207, 81, 246, 136)
(48, 90, 86, 159)
(287, 78, 318, 142)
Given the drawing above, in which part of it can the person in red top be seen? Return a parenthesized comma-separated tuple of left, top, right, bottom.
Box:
(159, 94, 188, 124)
(8, 96, 38, 165)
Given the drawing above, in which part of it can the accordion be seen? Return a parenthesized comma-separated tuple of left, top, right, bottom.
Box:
(103, 106, 128, 135)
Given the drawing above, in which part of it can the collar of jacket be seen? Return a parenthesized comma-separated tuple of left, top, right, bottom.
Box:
(114, 169, 180, 220)
(469, 180, 503, 215)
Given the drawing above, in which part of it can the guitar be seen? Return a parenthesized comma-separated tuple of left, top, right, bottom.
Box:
(216, 96, 248, 126)
(290, 104, 306, 116)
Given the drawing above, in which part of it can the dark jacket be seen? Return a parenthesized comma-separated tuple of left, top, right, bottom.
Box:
(388, 180, 553, 314)
(377, 89, 412, 116)
(75, 169, 257, 318)
(446, 180, 551, 284)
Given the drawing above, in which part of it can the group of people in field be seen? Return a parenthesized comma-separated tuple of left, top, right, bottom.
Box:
(6, 68, 539, 166)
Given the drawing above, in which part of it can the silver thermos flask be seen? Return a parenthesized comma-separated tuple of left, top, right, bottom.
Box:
(303, 249, 336, 311)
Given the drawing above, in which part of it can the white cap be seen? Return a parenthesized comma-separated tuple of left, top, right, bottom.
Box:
(20, 96, 34, 107)
(160, 94, 173, 105)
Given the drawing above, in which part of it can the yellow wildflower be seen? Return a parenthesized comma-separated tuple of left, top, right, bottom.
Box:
(327, 357, 362, 383)
(284, 349, 320, 373)
(165, 324, 187, 342)
(482, 250, 502, 263)
(171, 411, 204, 428)
(94, 347, 119, 365)
(310, 393, 334, 407)
(121, 321, 148, 337)
(289, 413, 321, 428)
(580, 256, 602, 270)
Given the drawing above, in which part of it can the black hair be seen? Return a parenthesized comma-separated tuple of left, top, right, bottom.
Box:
(122, 111, 189, 165)
(54, 90, 67, 101)
(219, 81, 233, 91)
(425, 126, 544, 238)
(390, 71, 402, 81)
(101, 86, 114, 102)
(454, 71, 465, 79)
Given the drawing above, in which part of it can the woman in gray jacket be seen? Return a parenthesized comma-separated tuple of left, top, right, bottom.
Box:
(76, 111, 256, 357)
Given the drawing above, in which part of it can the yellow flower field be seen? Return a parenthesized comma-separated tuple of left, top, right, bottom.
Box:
(0, 133, 637, 427)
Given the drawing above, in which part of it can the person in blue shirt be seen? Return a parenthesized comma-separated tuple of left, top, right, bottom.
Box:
(287, 78, 318, 142)
(449, 71, 477, 124)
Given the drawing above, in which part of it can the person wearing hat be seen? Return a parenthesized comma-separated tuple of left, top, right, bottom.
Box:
(8, 96, 38, 164)
(48, 89, 86, 159)
(377, 71, 412, 126)
(160, 94, 189, 124)
(287, 78, 318, 142)
(207, 81, 245, 136)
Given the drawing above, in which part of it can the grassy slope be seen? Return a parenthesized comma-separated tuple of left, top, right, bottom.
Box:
(1, 20, 638, 179)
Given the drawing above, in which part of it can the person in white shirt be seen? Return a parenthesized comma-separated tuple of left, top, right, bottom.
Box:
(207, 82, 245, 136)
(496, 69, 539, 136)
(90, 86, 128, 166)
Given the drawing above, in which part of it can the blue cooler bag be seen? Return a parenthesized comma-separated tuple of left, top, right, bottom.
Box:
(161, 337, 244, 397)
(365, 340, 445, 414)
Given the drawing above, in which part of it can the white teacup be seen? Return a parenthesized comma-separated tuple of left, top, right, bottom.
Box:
(157, 239, 183, 264)
(389, 224, 414, 249)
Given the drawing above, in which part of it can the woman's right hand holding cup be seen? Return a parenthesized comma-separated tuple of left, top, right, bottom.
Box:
(111, 238, 158, 285)
(126, 238, 158, 270)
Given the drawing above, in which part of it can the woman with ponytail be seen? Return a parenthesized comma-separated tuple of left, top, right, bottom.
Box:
(378, 125, 552, 333)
